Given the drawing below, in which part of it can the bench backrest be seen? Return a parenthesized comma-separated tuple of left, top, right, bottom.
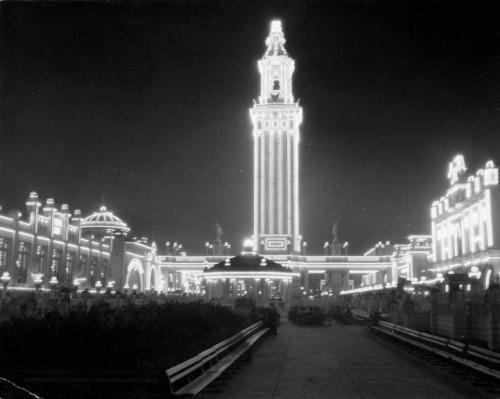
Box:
(165, 321, 264, 393)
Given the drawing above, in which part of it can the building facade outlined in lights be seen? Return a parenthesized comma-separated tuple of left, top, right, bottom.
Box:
(0, 20, 414, 297)
(250, 20, 303, 254)
(429, 155, 500, 288)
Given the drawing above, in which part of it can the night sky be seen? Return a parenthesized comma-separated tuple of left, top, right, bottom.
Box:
(1, 1, 500, 254)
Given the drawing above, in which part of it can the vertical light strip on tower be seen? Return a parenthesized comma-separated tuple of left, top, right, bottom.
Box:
(278, 129, 283, 234)
(253, 126, 259, 246)
(287, 132, 292, 236)
(258, 134, 266, 236)
(294, 134, 300, 252)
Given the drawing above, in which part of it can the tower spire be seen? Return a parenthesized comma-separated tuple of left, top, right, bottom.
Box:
(265, 20, 287, 56)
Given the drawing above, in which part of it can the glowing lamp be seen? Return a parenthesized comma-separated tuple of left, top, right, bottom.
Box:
(1, 272, 11, 291)
(1, 272, 11, 282)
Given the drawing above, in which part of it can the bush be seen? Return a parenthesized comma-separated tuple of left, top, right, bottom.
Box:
(0, 300, 249, 370)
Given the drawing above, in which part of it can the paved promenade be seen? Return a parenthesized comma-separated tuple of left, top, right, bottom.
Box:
(208, 318, 496, 399)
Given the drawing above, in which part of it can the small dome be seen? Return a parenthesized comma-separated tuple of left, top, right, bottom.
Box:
(81, 206, 130, 234)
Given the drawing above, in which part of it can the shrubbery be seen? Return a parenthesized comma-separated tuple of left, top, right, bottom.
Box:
(0, 300, 249, 370)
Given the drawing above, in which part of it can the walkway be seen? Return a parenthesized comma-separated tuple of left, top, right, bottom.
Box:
(207, 318, 496, 399)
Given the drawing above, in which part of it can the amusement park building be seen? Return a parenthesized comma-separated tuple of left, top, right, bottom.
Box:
(429, 155, 500, 289)
(0, 192, 161, 292)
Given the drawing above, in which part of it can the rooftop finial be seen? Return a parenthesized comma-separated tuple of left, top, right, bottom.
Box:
(265, 19, 287, 56)
(447, 154, 467, 186)
(271, 20, 282, 34)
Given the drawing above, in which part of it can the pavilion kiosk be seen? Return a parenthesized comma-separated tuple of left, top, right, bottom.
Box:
(202, 254, 298, 306)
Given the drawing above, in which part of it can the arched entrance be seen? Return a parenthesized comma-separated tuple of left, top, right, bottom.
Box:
(126, 258, 144, 291)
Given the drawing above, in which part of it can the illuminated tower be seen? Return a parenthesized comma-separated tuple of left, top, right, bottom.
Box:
(250, 20, 303, 254)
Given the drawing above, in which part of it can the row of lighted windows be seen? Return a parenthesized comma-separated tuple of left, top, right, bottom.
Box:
(0, 238, 108, 284)
(256, 120, 294, 130)
(254, 110, 297, 119)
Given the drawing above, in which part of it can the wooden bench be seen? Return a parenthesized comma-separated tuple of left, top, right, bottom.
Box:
(165, 321, 269, 397)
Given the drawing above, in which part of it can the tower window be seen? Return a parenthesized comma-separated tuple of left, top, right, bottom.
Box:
(273, 80, 280, 90)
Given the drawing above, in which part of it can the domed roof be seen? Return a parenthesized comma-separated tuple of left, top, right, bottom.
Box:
(81, 206, 130, 234)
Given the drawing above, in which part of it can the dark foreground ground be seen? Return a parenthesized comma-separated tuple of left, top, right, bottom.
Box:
(205, 316, 498, 399)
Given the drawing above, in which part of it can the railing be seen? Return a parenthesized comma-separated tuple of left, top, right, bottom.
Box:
(371, 320, 500, 380)
(165, 321, 269, 397)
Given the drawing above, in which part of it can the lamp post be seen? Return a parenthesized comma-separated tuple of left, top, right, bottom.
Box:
(1, 272, 11, 293)
(32, 273, 44, 292)
(95, 280, 103, 294)
(302, 241, 308, 255)
(49, 276, 58, 292)
(72, 278, 80, 297)
(205, 242, 210, 256)
(166, 241, 171, 256)
(323, 241, 329, 255)
(343, 241, 349, 255)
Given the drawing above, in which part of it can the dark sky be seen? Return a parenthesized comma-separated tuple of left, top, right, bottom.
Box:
(1, 1, 500, 255)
